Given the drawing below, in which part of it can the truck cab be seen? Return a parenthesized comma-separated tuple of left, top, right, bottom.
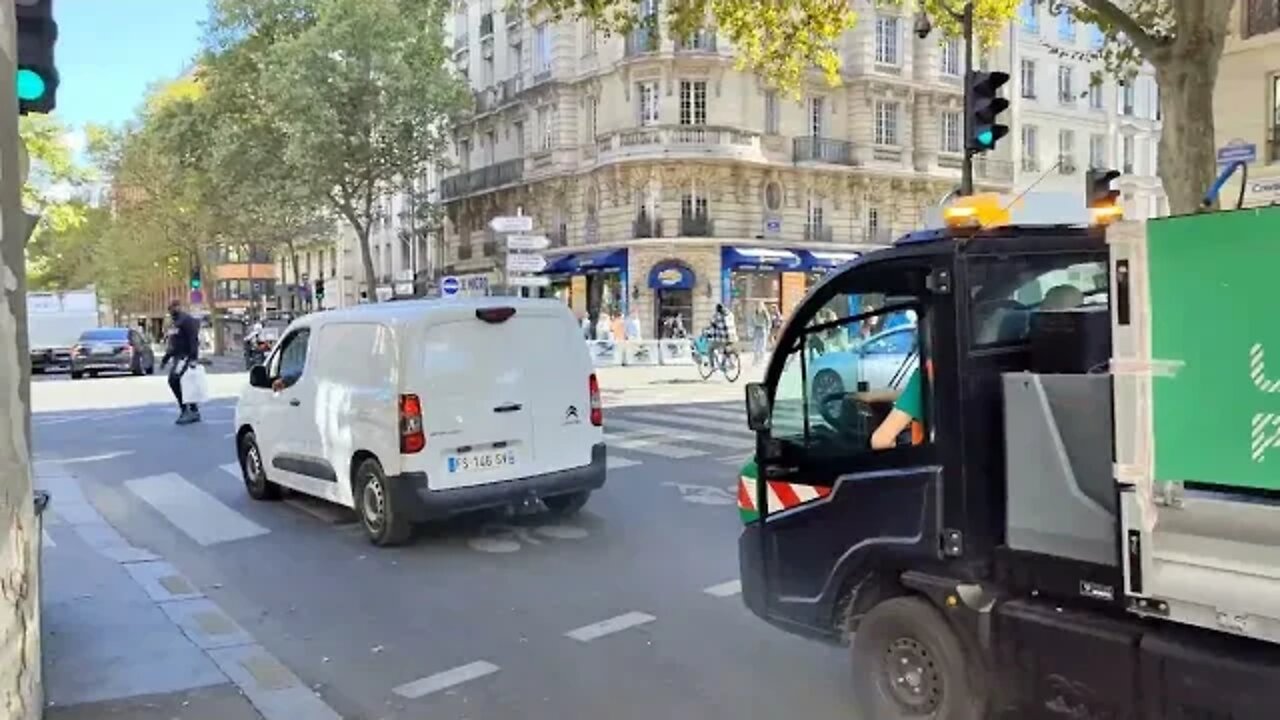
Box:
(738, 221, 1280, 719)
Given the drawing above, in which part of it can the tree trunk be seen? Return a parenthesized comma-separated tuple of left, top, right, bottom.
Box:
(1154, 57, 1219, 216)
(358, 225, 378, 302)
(0, 4, 42, 717)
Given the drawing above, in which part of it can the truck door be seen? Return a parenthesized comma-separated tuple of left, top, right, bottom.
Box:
(746, 259, 946, 638)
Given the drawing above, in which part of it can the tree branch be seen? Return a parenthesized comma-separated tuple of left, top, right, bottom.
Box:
(1078, 0, 1163, 57)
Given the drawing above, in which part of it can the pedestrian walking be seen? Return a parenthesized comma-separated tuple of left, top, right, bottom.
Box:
(751, 301, 770, 365)
(161, 299, 203, 425)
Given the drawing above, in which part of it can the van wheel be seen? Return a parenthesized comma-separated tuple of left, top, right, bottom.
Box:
(851, 597, 987, 720)
(543, 490, 590, 517)
(355, 458, 412, 547)
(239, 432, 282, 501)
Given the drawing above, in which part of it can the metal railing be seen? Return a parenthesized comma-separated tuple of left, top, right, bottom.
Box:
(633, 216, 663, 239)
(440, 157, 525, 200)
(679, 215, 714, 237)
(793, 136, 859, 166)
(499, 76, 523, 101)
(675, 31, 716, 52)
(803, 225, 833, 243)
(597, 125, 761, 159)
(625, 27, 658, 56)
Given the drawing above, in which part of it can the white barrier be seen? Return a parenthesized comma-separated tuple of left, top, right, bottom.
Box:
(622, 341, 660, 366)
(587, 340, 623, 367)
(658, 339, 695, 365)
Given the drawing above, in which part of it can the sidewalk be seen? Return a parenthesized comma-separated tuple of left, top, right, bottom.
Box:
(37, 465, 340, 720)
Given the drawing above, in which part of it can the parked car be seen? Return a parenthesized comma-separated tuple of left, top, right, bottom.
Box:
(807, 324, 919, 404)
(70, 328, 156, 379)
(232, 297, 607, 546)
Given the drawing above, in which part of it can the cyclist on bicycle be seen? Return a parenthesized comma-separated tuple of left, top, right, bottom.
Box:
(704, 304, 732, 355)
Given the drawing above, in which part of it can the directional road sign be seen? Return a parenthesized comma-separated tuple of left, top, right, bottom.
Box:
(440, 275, 461, 297)
(490, 215, 534, 233)
(506, 234, 550, 251)
(506, 254, 548, 273)
(508, 275, 551, 288)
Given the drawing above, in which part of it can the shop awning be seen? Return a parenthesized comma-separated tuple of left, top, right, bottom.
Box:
(721, 246, 803, 270)
(541, 254, 578, 275)
(574, 248, 628, 272)
(801, 250, 860, 270)
(647, 259, 696, 290)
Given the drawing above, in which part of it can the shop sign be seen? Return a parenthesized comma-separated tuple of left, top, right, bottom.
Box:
(1244, 178, 1280, 207)
(648, 260, 696, 290)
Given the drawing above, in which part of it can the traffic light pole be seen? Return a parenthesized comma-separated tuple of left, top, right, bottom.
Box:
(959, 1, 975, 197)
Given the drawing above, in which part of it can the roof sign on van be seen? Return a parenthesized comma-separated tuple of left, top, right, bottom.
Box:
(475, 307, 517, 324)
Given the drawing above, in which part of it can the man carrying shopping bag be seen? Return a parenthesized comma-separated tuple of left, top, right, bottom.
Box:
(162, 299, 205, 425)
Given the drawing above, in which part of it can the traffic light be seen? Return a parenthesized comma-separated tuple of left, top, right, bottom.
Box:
(189, 267, 202, 290)
(967, 70, 1010, 154)
(15, 0, 59, 115)
(314, 278, 325, 302)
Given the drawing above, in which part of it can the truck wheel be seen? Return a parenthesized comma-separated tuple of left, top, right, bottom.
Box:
(239, 432, 282, 501)
(354, 457, 413, 547)
(852, 597, 987, 720)
(544, 490, 591, 517)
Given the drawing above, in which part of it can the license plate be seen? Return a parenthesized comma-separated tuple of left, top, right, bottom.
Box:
(448, 449, 517, 473)
(92, 344, 112, 355)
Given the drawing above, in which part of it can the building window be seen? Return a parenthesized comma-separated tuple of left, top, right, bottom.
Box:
(1121, 83, 1135, 115)
(1244, 0, 1280, 39)
(534, 23, 552, 72)
(510, 41, 523, 77)
(1057, 12, 1075, 42)
(940, 110, 961, 153)
(867, 206, 882, 241)
(1122, 135, 1135, 174)
(765, 91, 780, 134)
(1058, 129, 1075, 171)
(1089, 82, 1103, 110)
(482, 54, 495, 87)
(680, 81, 707, 125)
(874, 101, 899, 145)
(458, 139, 471, 173)
(1089, 133, 1106, 169)
(479, 12, 494, 38)
(806, 195, 825, 239)
(1021, 125, 1039, 170)
(681, 188, 708, 221)
(1020, 59, 1036, 99)
(1089, 25, 1105, 49)
(875, 15, 900, 66)
(582, 20, 597, 53)
(538, 106, 554, 151)
(1057, 65, 1074, 104)
(1020, 0, 1039, 33)
(514, 120, 525, 155)
(585, 96, 598, 140)
(637, 81, 660, 126)
(940, 38, 961, 77)
(808, 96, 824, 137)
(484, 130, 496, 165)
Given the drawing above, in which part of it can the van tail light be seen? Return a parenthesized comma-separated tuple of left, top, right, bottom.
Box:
(399, 394, 426, 454)
(588, 373, 603, 427)
(475, 306, 516, 324)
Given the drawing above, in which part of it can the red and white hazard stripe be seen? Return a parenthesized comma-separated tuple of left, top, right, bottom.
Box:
(738, 476, 831, 515)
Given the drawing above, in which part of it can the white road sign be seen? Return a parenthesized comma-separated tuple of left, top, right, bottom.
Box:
(508, 275, 551, 288)
(506, 254, 548, 273)
(489, 215, 534, 233)
(506, 234, 550, 251)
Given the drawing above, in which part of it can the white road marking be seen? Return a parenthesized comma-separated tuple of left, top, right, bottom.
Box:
(662, 481, 736, 506)
(624, 409, 750, 436)
(41, 530, 55, 548)
(608, 418, 751, 450)
(606, 455, 640, 469)
(392, 660, 501, 699)
(35, 450, 134, 465)
(703, 579, 743, 597)
(605, 430, 706, 459)
(667, 405, 745, 424)
(126, 473, 269, 546)
(220, 463, 240, 478)
(565, 611, 657, 642)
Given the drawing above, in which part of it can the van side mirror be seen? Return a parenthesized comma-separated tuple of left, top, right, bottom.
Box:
(249, 365, 270, 388)
(745, 382, 771, 432)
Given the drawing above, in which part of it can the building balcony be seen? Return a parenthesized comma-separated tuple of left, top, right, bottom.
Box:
(499, 76, 523, 102)
(679, 215, 714, 237)
(473, 88, 496, 114)
(674, 31, 716, 53)
(633, 216, 663, 239)
(457, 244, 473, 261)
(793, 136, 859, 166)
(803, 225, 833, 243)
(440, 157, 525, 201)
(594, 125, 763, 164)
(625, 27, 659, 57)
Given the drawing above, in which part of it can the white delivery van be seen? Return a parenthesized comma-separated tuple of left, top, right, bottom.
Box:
(232, 297, 607, 546)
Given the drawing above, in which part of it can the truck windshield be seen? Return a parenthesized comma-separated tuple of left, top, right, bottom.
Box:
(969, 253, 1108, 347)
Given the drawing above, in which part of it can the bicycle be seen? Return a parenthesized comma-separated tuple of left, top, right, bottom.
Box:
(693, 336, 742, 382)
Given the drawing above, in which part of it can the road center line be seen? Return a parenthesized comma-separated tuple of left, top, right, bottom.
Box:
(565, 611, 656, 642)
(392, 660, 500, 699)
(703, 579, 743, 598)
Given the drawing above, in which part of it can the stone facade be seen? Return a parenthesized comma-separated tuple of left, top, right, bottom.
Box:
(1214, 1, 1280, 208)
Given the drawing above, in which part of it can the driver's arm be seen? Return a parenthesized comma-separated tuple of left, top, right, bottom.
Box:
(871, 368, 922, 450)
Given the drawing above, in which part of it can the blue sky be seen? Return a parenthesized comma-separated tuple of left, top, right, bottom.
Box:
(54, 0, 208, 134)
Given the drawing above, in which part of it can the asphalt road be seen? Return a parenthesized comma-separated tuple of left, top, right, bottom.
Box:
(33, 373, 853, 720)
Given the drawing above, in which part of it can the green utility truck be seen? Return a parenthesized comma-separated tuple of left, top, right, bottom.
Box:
(736, 206, 1280, 719)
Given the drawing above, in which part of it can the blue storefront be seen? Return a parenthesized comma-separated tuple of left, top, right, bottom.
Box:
(720, 246, 860, 325)
(542, 248, 630, 323)
(648, 258, 697, 338)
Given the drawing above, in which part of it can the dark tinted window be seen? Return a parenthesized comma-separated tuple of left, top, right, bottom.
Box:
(968, 253, 1107, 347)
(79, 329, 128, 342)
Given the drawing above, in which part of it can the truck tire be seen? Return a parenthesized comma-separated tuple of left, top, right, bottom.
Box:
(239, 431, 282, 501)
(851, 596, 988, 720)
(354, 457, 413, 547)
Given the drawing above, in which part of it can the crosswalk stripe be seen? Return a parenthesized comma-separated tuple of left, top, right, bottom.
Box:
(607, 418, 750, 451)
(607, 455, 641, 469)
(219, 463, 240, 478)
(668, 405, 744, 424)
(623, 410, 751, 436)
(126, 473, 269, 546)
(606, 430, 707, 459)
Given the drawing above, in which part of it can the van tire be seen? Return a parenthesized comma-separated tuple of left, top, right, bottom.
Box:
(851, 596, 987, 720)
(354, 457, 413, 547)
(239, 432, 282, 501)
(543, 490, 590, 517)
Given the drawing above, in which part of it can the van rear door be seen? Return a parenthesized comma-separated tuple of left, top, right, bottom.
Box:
(417, 304, 594, 490)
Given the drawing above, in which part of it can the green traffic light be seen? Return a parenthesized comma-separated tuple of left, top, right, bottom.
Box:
(976, 129, 994, 148)
(190, 280, 202, 290)
(16, 69, 46, 101)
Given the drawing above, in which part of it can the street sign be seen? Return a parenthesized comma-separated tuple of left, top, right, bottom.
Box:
(506, 234, 550, 251)
(508, 275, 550, 288)
(490, 215, 534, 233)
(506, 254, 548, 273)
(440, 275, 461, 297)
(1217, 141, 1257, 166)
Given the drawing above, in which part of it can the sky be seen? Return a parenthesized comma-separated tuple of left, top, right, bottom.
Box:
(53, 0, 208, 142)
